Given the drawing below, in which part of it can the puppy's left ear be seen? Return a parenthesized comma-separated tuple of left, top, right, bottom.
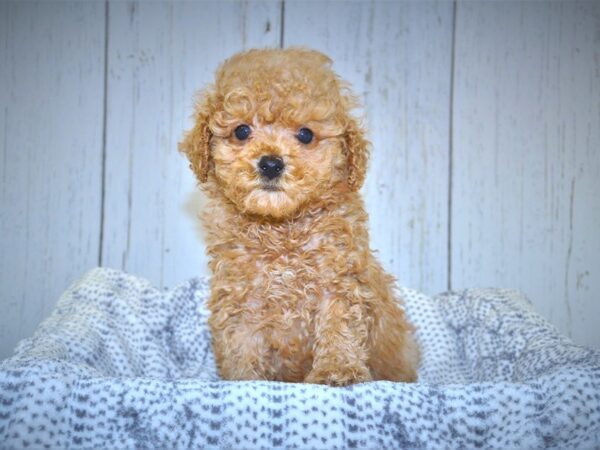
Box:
(343, 116, 370, 191)
(179, 93, 213, 184)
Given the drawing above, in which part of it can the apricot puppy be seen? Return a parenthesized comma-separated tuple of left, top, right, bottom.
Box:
(180, 48, 419, 386)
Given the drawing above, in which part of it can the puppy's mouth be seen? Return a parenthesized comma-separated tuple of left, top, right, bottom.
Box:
(260, 181, 283, 192)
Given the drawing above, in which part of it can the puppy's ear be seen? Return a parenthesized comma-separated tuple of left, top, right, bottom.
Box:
(179, 93, 213, 183)
(343, 115, 370, 192)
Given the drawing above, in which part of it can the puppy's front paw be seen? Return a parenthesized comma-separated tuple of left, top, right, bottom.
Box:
(305, 365, 372, 386)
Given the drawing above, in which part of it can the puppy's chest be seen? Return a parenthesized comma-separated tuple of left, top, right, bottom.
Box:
(213, 227, 343, 309)
(209, 222, 361, 373)
(220, 230, 339, 284)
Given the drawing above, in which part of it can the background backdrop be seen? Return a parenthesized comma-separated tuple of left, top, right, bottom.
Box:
(1, 0, 599, 359)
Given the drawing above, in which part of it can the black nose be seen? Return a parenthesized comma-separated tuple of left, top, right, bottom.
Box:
(258, 155, 285, 180)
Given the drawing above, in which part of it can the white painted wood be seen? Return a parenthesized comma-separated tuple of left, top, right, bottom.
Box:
(284, 1, 453, 294)
(2, 0, 598, 360)
(0, 1, 105, 358)
(101, 1, 282, 287)
(452, 1, 600, 348)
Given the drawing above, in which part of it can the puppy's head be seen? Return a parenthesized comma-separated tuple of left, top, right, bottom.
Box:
(179, 48, 369, 219)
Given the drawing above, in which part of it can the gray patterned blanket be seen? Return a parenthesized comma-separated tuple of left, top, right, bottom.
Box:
(1, 268, 599, 449)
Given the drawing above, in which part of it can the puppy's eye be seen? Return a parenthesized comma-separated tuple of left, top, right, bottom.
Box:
(234, 124, 251, 141)
(296, 127, 314, 144)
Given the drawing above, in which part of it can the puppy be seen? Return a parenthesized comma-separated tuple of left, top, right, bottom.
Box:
(180, 48, 419, 386)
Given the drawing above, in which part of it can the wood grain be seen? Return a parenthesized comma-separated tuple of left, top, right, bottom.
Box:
(1, 1, 598, 360)
(101, 1, 282, 287)
(0, 1, 105, 357)
(284, 0, 454, 294)
(451, 0, 600, 347)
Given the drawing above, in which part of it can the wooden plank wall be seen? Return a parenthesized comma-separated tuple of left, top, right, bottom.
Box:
(101, 1, 281, 287)
(284, 0, 454, 295)
(0, 1, 105, 357)
(452, 1, 600, 347)
(1, 1, 598, 359)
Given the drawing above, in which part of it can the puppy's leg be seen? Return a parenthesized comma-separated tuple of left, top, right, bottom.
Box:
(367, 297, 420, 382)
(209, 302, 272, 381)
(211, 325, 270, 380)
(305, 291, 372, 386)
(363, 264, 420, 382)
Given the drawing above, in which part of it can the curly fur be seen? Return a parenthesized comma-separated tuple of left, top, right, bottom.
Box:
(180, 48, 419, 385)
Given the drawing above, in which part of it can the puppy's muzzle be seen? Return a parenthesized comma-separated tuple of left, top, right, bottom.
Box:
(258, 155, 285, 180)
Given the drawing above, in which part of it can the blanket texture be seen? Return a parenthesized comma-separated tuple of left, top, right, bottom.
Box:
(1, 268, 599, 449)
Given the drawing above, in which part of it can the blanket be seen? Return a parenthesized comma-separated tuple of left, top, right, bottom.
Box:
(1, 267, 599, 449)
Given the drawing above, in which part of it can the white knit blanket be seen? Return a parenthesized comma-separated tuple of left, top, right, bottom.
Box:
(1, 267, 599, 449)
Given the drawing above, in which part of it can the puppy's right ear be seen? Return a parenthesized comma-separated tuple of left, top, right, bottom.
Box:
(179, 93, 213, 183)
